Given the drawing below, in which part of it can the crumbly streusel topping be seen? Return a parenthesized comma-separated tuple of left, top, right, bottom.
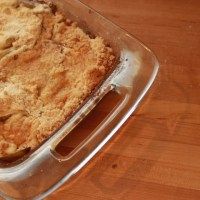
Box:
(0, 0, 115, 156)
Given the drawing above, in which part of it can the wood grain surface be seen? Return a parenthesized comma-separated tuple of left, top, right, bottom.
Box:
(48, 0, 200, 199)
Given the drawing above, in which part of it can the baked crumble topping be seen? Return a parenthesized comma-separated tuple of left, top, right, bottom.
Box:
(0, 0, 115, 156)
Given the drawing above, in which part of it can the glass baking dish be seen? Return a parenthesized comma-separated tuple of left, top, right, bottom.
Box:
(0, 0, 159, 199)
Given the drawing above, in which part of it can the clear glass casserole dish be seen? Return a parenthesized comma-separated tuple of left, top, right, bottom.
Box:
(0, 0, 159, 199)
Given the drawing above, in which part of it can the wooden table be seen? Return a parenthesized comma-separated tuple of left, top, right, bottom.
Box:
(49, 0, 200, 199)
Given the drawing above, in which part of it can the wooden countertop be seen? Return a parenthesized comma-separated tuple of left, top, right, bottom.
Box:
(49, 0, 200, 199)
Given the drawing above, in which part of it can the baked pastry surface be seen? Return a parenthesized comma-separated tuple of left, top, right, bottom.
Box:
(0, 0, 115, 156)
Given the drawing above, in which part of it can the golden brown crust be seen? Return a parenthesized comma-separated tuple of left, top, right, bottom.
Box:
(0, 0, 115, 156)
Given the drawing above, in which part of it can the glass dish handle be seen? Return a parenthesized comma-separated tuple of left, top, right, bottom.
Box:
(40, 82, 134, 198)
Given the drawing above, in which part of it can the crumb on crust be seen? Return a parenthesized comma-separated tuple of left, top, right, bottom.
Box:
(0, 0, 115, 156)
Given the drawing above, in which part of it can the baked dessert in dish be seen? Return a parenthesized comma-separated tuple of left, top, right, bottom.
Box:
(0, 0, 115, 156)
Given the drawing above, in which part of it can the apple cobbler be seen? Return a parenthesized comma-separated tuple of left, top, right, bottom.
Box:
(0, 0, 115, 156)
